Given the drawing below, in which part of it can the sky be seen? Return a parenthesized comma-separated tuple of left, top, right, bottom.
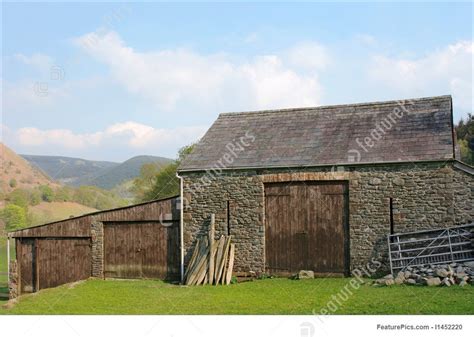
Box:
(1, 2, 473, 162)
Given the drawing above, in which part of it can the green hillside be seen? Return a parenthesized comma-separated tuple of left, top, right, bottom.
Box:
(22, 154, 172, 190)
(21, 154, 118, 186)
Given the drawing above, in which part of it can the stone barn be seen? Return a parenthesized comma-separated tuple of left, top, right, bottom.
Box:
(177, 95, 474, 276)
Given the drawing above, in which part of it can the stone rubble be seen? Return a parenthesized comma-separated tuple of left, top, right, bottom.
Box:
(374, 262, 474, 287)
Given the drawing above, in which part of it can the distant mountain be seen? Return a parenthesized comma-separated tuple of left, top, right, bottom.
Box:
(81, 155, 172, 189)
(1, 143, 59, 194)
(21, 154, 119, 186)
(22, 154, 173, 190)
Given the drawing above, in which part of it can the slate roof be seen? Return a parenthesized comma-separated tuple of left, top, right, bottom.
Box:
(178, 95, 455, 171)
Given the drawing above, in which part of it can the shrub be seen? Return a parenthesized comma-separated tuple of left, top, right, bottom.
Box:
(9, 178, 17, 188)
(0, 204, 27, 230)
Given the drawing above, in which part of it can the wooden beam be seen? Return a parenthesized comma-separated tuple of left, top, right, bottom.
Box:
(208, 214, 215, 285)
(225, 244, 235, 285)
(216, 236, 231, 284)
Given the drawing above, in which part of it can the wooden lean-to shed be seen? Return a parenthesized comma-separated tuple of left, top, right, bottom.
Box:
(9, 196, 181, 295)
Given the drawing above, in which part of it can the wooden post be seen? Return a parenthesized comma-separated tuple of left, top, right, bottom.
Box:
(7, 235, 10, 279)
(208, 214, 215, 285)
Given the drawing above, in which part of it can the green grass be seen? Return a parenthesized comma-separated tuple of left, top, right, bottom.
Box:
(2, 278, 474, 314)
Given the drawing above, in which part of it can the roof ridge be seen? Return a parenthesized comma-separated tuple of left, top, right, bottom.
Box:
(219, 95, 452, 117)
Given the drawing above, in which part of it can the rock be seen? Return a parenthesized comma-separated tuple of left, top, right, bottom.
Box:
(383, 274, 394, 280)
(456, 266, 464, 274)
(459, 280, 468, 287)
(463, 261, 474, 269)
(436, 269, 449, 278)
(397, 271, 405, 279)
(392, 178, 405, 186)
(406, 279, 417, 285)
(384, 279, 395, 286)
(297, 270, 314, 279)
(456, 271, 467, 278)
(442, 278, 451, 287)
(394, 277, 404, 285)
(455, 275, 469, 284)
(426, 277, 441, 286)
(369, 178, 381, 185)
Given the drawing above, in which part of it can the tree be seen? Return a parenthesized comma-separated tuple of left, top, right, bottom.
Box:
(0, 204, 27, 230)
(7, 188, 30, 209)
(455, 114, 473, 165)
(39, 185, 54, 202)
(132, 163, 163, 201)
(138, 143, 195, 202)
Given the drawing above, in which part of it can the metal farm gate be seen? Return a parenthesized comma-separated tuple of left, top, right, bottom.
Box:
(388, 223, 474, 273)
(264, 181, 349, 275)
(103, 221, 180, 280)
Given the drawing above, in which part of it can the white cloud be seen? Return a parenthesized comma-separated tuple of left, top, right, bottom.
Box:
(75, 31, 326, 111)
(369, 41, 473, 110)
(14, 53, 54, 72)
(12, 122, 207, 154)
(286, 42, 331, 70)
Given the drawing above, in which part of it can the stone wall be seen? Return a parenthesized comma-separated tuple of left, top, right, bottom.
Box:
(91, 219, 104, 278)
(182, 172, 265, 272)
(181, 161, 473, 274)
(8, 260, 18, 299)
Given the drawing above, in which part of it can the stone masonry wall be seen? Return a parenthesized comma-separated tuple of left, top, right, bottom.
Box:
(8, 260, 18, 299)
(182, 162, 473, 274)
(182, 171, 265, 272)
(91, 219, 104, 278)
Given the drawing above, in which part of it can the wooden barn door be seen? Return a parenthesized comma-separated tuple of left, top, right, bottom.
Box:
(265, 182, 348, 275)
(16, 237, 91, 293)
(37, 238, 91, 290)
(104, 221, 179, 280)
(16, 239, 35, 293)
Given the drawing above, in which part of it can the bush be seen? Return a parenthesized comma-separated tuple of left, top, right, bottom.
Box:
(9, 178, 17, 188)
(0, 204, 27, 230)
(39, 185, 54, 202)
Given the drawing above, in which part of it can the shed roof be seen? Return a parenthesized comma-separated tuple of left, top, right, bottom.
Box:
(178, 95, 455, 172)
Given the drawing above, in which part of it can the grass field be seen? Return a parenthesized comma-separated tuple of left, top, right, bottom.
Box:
(2, 278, 473, 315)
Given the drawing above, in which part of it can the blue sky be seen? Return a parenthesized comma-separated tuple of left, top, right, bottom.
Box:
(2, 2, 473, 161)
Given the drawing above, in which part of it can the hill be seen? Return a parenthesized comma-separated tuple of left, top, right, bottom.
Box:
(84, 155, 172, 189)
(0, 143, 59, 195)
(29, 201, 98, 226)
(21, 154, 118, 186)
(22, 154, 172, 190)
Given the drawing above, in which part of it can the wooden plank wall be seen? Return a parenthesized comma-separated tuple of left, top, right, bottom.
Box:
(103, 221, 180, 280)
(37, 238, 92, 290)
(12, 196, 180, 293)
(265, 182, 348, 275)
(11, 196, 180, 238)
